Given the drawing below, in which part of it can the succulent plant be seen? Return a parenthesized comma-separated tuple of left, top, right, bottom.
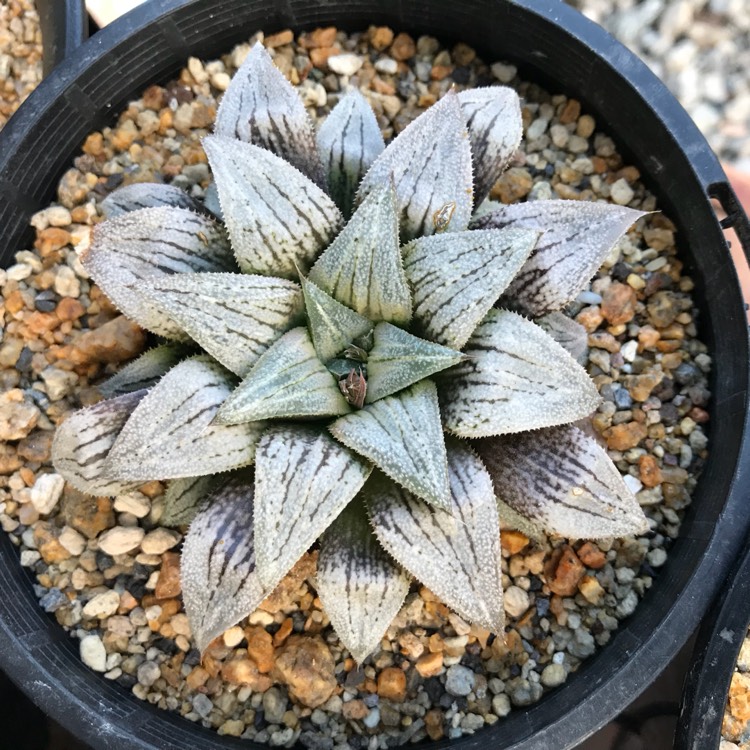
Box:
(53, 42, 649, 662)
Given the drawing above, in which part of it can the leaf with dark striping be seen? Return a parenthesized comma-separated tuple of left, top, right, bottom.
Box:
(253, 425, 372, 589)
(181, 476, 271, 653)
(141, 272, 304, 377)
(301, 275, 373, 364)
(203, 182, 223, 220)
(204, 135, 342, 279)
(367, 440, 504, 633)
(98, 344, 189, 398)
(475, 425, 650, 538)
(440, 309, 601, 438)
(537, 311, 589, 364)
(82, 206, 235, 339)
(161, 475, 222, 527)
(308, 183, 412, 325)
(317, 499, 410, 663)
(317, 90, 385, 217)
(329, 380, 450, 509)
(215, 327, 350, 424)
(365, 322, 463, 403)
(358, 90, 474, 241)
(101, 182, 207, 219)
(472, 200, 647, 316)
(51, 390, 147, 496)
(403, 227, 539, 349)
(103, 356, 266, 481)
(458, 87, 522, 205)
(214, 41, 324, 185)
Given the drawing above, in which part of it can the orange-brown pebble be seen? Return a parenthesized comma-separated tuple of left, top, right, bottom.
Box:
(369, 26, 394, 51)
(501, 529, 530, 555)
(638, 455, 663, 487)
(430, 64, 453, 81)
(264, 29, 294, 47)
(390, 32, 416, 61)
(377, 667, 407, 702)
(342, 699, 369, 720)
(415, 651, 444, 677)
(272, 635, 336, 708)
(559, 99, 581, 124)
(544, 545, 585, 596)
(577, 541, 607, 569)
(604, 421, 648, 451)
(625, 371, 663, 402)
(185, 665, 210, 690)
(155, 552, 182, 598)
(309, 46, 341, 69)
(69, 315, 145, 366)
(33, 522, 72, 564)
(35, 228, 72, 256)
(245, 626, 275, 673)
(82, 132, 104, 156)
(601, 282, 637, 326)
(273, 617, 294, 647)
(5, 290, 25, 314)
(56, 297, 85, 322)
(638, 326, 660, 349)
(302, 26, 337, 48)
(578, 575, 605, 604)
(576, 305, 604, 332)
(222, 658, 273, 691)
(424, 708, 445, 740)
(728, 672, 750, 723)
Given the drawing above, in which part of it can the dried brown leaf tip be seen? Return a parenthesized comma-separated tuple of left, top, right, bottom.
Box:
(53, 40, 648, 661)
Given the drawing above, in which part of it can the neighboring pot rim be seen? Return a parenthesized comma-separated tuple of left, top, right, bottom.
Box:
(0, 2, 749, 750)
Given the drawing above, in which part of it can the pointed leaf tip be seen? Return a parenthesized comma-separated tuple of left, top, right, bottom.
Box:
(215, 40, 324, 185)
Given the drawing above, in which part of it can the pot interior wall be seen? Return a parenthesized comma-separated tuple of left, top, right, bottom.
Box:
(0, 2, 748, 750)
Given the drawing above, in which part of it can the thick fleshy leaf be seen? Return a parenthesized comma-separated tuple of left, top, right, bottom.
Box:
(104, 356, 265, 481)
(475, 425, 649, 538)
(214, 41, 324, 185)
(537, 312, 589, 365)
(181, 476, 270, 653)
(308, 183, 411, 325)
(358, 90, 473, 240)
(82, 207, 234, 339)
(458, 87, 522, 204)
(365, 322, 463, 403)
(317, 90, 385, 217)
(203, 182, 223, 220)
(254, 425, 372, 589)
(204, 135, 342, 278)
(497, 498, 545, 542)
(472, 200, 647, 316)
(215, 327, 350, 424)
(98, 344, 188, 398)
(440, 309, 601, 438)
(141, 272, 304, 377)
(318, 500, 410, 663)
(51, 390, 146, 496)
(101, 182, 205, 219)
(301, 276, 372, 364)
(161, 475, 221, 527)
(367, 441, 504, 632)
(329, 380, 450, 509)
(403, 227, 539, 349)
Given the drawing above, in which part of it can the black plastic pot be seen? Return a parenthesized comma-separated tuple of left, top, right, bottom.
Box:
(1, 2, 749, 749)
(676, 540, 750, 749)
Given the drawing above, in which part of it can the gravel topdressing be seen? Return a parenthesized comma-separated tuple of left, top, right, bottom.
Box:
(0, 25, 710, 748)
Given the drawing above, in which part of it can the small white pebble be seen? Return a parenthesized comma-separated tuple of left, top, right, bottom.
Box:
(490, 61, 516, 83)
(621, 340, 638, 362)
(610, 178, 635, 206)
(29, 473, 65, 514)
(98, 526, 145, 556)
(140, 527, 181, 555)
(59, 526, 86, 556)
(80, 634, 107, 672)
(374, 57, 398, 75)
(327, 53, 364, 77)
(623, 474, 643, 494)
(83, 590, 121, 619)
(6, 263, 32, 281)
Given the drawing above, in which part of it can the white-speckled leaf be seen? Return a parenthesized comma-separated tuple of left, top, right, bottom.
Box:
(475, 425, 649, 538)
(458, 87, 522, 204)
(366, 322, 463, 403)
(308, 183, 411, 325)
(330, 380, 450, 509)
(254, 425, 372, 589)
(301, 276, 373, 364)
(537, 312, 589, 365)
(101, 183, 205, 218)
(472, 200, 647, 316)
(318, 500, 410, 663)
(203, 182, 223, 220)
(317, 90, 385, 217)
(51, 390, 146, 496)
(82, 207, 234, 339)
(141, 272, 304, 377)
(403, 227, 539, 349)
(181, 476, 269, 653)
(214, 41, 324, 185)
(104, 356, 265, 481)
(204, 135, 342, 278)
(367, 441, 504, 632)
(440, 309, 601, 437)
(496, 498, 545, 542)
(358, 90, 473, 241)
(161, 475, 221, 527)
(215, 327, 350, 424)
(98, 344, 188, 398)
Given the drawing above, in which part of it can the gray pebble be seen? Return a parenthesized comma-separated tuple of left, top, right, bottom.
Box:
(445, 664, 476, 697)
(137, 660, 161, 687)
(192, 693, 213, 718)
(262, 687, 287, 724)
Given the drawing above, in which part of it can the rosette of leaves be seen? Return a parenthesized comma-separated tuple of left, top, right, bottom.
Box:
(53, 42, 649, 662)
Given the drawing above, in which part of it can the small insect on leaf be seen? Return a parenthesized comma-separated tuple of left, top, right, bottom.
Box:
(434, 202, 456, 232)
(339, 368, 368, 409)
